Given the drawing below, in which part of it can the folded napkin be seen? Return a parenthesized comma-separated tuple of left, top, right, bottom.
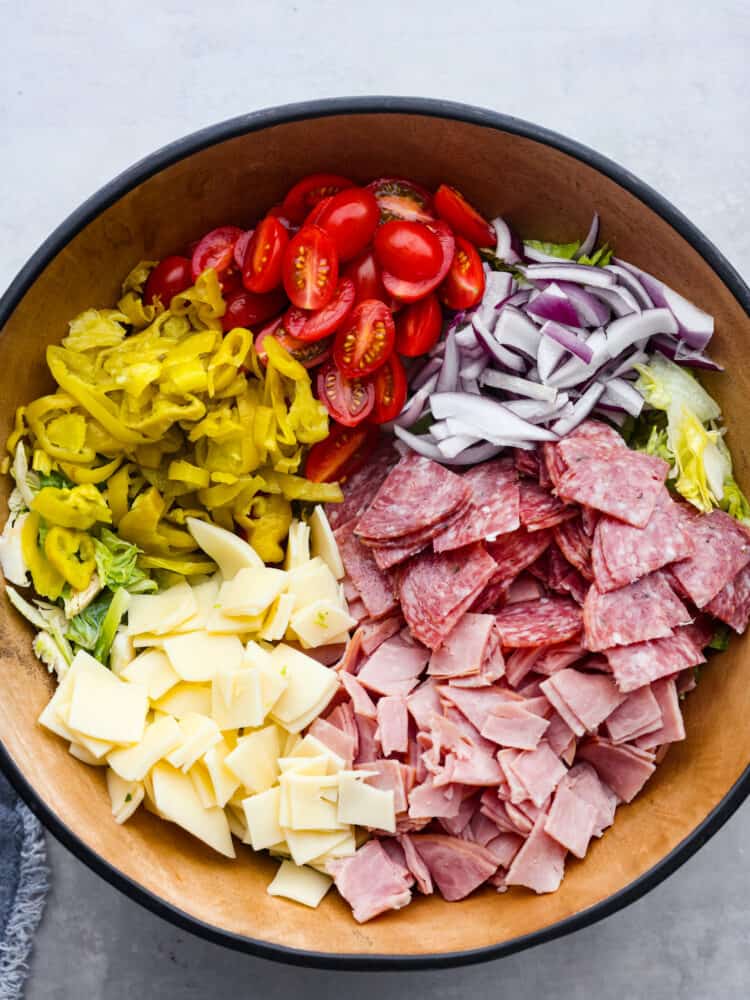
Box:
(0, 772, 49, 1000)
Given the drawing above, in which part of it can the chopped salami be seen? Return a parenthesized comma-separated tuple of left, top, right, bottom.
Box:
(519, 480, 577, 532)
(368, 498, 472, 570)
(433, 458, 520, 552)
(485, 527, 553, 585)
(554, 515, 594, 581)
(583, 571, 691, 651)
(671, 510, 750, 608)
(705, 562, 750, 633)
(494, 597, 583, 648)
(605, 628, 706, 692)
(334, 520, 398, 620)
(326, 440, 398, 530)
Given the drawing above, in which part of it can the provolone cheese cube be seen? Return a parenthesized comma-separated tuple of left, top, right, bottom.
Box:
(284, 520, 311, 571)
(68, 742, 105, 766)
(189, 761, 218, 809)
(66, 653, 148, 745)
(107, 715, 182, 782)
(225, 724, 282, 793)
(39, 651, 111, 756)
(202, 740, 240, 807)
(283, 689, 342, 736)
(132, 634, 165, 649)
(309, 507, 344, 580)
(282, 828, 352, 867)
(243, 787, 283, 851)
(167, 713, 221, 772)
(259, 593, 296, 642)
(163, 632, 243, 683)
(110, 629, 136, 676)
(286, 558, 340, 613)
(268, 644, 339, 734)
(225, 803, 250, 843)
(337, 771, 395, 833)
(211, 668, 264, 730)
(151, 761, 235, 858)
(219, 567, 288, 619)
(289, 600, 356, 648)
(106, 768, 144, 824)
(278, 754, 331, 776)
(127, 582, 197, 637)
(286, 734, 344, 772)
(267, 860, 332, 908)
(205, 606, 264, 636)
(122, 649, 180, 701)
(256, 665, 288, 718)
(170, 576, 222, 634)
(186, 517, 262, 580)
(285, 773, 341, 831)
(153, 682, 212, 718)
(309, 830, 357, 866)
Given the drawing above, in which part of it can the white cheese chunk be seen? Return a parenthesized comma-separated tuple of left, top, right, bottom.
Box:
(189, 761, 218, 809)
(166, 713, 221, 772)
(268, 644, 339, 734)
(284, 520, 311, 570)
(211, 667, 264, 730)
(337, 771, 396, 833)
(225, 803, 250, 843)
(110, 629, 136, 677)
(169, 576, 222, 634)
(267, 860, 332, 908)
(68, 742, 105, 766)
(65, 652, 148, 746)
(218, 567, 288, 619)
(225, 724, 282, 793)
(127, 582, 197, 637)
(286, 558, 341, 613)
(205, 605, 265, 635)
(153, 682, 212, 718)
(121, 649, 180, 700)
(259, 593, 296, 642)
(282, 688, 343, 736)
(309, 506, 345, 580)
(243, 786, 283, 851)
(282, 828, 352, 867)
(202, 739, 240, 807)
(106, 768, 144, 824)
(107, 715, 182, 782)
(163, 632, 243, 683)
(285, 773, 342, 831)
(285, 734, 344, 772)
(151, 761, 235, 858)
(186, 518, 262, 579)
(289, 599, 356, 648)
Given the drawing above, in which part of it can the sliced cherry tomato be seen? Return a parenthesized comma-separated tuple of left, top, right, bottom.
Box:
(314, 187, 379, 262)
(282, 173, 354, 223)
(333, 299, 396, 378)
(267, 203, 295, 229)
(381, 221, 455, 303)
(343, 249, 388, 303)
(284, 277, 355, 343)
(241, 217, 289, 294)
(439, 235, 486, 310)
(434, 184, 496, 248)
(367, 177, 435, 223)
(304, 195, 334, 228)
(283, 225, 339, 310)
(191, 225, 244, 282)
(222, 288, 287, 333)
(371, 353, 408, 424)
(305, 421, 379, 483)
(143, 256, 193, 306)
(374, 220, 443, 281)
(233, 229, 254, 269)
(395, 293, 443, 356)
(316, 361, 375, 427)
(254, 316, 332, 369)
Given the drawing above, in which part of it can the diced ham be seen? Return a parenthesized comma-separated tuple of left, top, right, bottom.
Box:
(504, 646, 544, 688)
(398, 834, 434, 894)
(328, 840, 412, 923)
(346, 597, 369, 624)
(335, 520, 398, 620)
(376, 695, 409, 757)
(411, 834, 498, 901)
(635, 678, 685, 749)
(583, 571, 691, 651)
(428, 613, 495, 678)
(326, 701, 359, 758)
(445, 743, 505, 787)
(483, 833, 524, 869)
(480, 703, 550, 750)
(440, 684, 513, 732)
(670, 509, 750, 608)
(307, 717, 355, 767)
(433, 458, 521, 552)
(378, 838, 415, 886)
(408, 777, 462, 818)
(505, 815, 567, 894)
(562, 762, 618, 837)
(335, 630, 363, 675)
(340, 671, 377, 720)
(440, 791, 480, 836)
(358, 614, 404, 656)
(533, 639, 586, 676)
(577, 737, 656, 802)
(357, 631, 430, 697)
(544, 781, 598, 858)
(494, 597, 583, 648)
(540, 669, 625, 733)
(357, 760, 410, 813)
(354, 714, 379, 764)
(406, 679, 442, 731)
(545, 711, 576, 760)
(507, 742, 568, 807)
(605, 685, 663, 743)
(605, 628, 706, 692)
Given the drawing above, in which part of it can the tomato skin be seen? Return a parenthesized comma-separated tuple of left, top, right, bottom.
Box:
(439, 235, 486, 310)
(305, 422, 379, 483)
(314, 187, 379, 262)
(283, 277, 355, 343)
(254, 317, 332, 369)
(434, 184, 496, 248)
(283, 225, 339, 310)
(191, 226, 244, 282)
(367, 177, 435, 223)
(233, 230, 254, 270)
(395, 293, 443, 356)
(333, 299, 396, 378)
(241, 217, 289, 294)
(343, 249, 388, 303)
(374, 221, 443, 281)
(282, 173, 354, 223)
(371, 353, 408, 424)
(143, 256, 193, 306)
(222, 288, 287, 332)
(381, 221, 455, 303)
(316, 361, 375, 427)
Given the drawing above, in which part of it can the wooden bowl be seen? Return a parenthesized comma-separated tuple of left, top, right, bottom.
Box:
(1, 98, 749, 969)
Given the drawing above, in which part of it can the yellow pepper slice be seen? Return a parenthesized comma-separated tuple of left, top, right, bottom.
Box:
(59, 455, 123, 485)
(21, 512, 65, 600)
(44, 526, 96, 591)
(31, 483, 112, 530)
(168, 459, 210, 489)
(240, 493, 292, 563)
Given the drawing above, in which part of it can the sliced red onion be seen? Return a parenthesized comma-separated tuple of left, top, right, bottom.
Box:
(472, 316, 527, 373)
(438, 434, 482, 458)
(480, 370, 558, 401)
(526, 284, 581, 327)
(520, 263, 616, 288)
(605, 308, 678, 358)
(430, 392, 558, 442)
(443, 442, 507, 465)
(485, 271, 515, 304)
(613, 258, 713, 349)
(393, 426, 445, 460)
(552, 382, 605, 435)
(503, 289, 532, 309)
(394, 373, 439, 429)
(442, 416, 544, 449)
(610, 347, 649, 378)
(651, 336, 724, 371)
(539, 320, 594, 363)
(575, 212, 600, 259)
(460, 376, 482, 395)
(492, 217, 521, 264)
(455, 326, 479, 351)
(504, 396, 572, 424)
(493, 306, 541, 357)
(594, 407, 628, 427)
(587, 284, 641, 317)
(546, 330, 608, 389)
(522, 244, 574, 264)
(460, 354, 488, 380)
(410, 357, 442, 392)
(537, 335, 568, 383)
(436, 329, 460, 392)
(554, 281, 611, 327)
(599, 376, 644, 417)
(605, 264, 654, 309)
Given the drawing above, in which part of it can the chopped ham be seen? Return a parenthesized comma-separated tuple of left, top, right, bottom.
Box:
(428, 613, 495, 678)
(411, 834, 498, 901)
(545, 711, 576, 760)
(505, 815, 567, 894)
(504, 646, 543, 688)
(376, 695, 409, 756)
(635, 678, 685, 749)
(328, 840, 412, 923)
(563, 763, 618, 837)
(340, 671, 378, 720)
(378, 838, 415, 887)
(577, 737, 656, 802)
(357, 631, 430, 697)
(544, 781, 598, 858)
(354, 714, 379, 764)
(446, 743, 504, 786)
(406, 679, 442, 730)
(439, 790, 479, 836)
(398, 834, 434, 894)
(307, 717, 355, 767)
(440, 684, 512, 731)
(358, 760, 410, 813)
(605, 685, 663, 743)
(484, 833, 524, 869)
(508, 742, 568, 807)
(408, 777, 462, 818)
(358, 614, 404, 656)
(540, 669, 625, 733)
(480, 702, 550, 750)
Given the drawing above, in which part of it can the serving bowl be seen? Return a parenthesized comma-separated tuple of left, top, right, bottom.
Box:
(1, 97, 749, 969)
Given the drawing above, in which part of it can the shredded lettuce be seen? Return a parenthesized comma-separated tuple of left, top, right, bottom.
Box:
(721, 475, 750, 522)
(95, 588, 130, 664)
(525, 239, 580, 260)
(708, 624, 732, 652)
(577, 244, 613, 267)
(93, 527, 156, 594)
(38, 469, 76, 490)
(5, 585, 73, 665)
(635, 355, 720, 424)
(65, 590, 112, 651)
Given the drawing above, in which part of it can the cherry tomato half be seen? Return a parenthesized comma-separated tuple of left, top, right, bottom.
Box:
(305, 421, 379, 483)
(222, 288, 287, 333)
(371, 353, 408, 424)
(283, 225, 339, 310)
(316, 361, 375, 427)
(254, 317, 332, 369)
(381, 221, 455, 303)
(439, 235, 486, 310)
(282, 173, 354, 223)
(434, 184, 496, 248)
(374, 220, 443, 282)
(241, 217, 289, 294)
(143, 256, 193, 306)
(333, 299, 396, 378)
(395, 293, 443, 356)
(284, 277, 355, 343)
(191, 225, 244, 282)
(343, 249, 389, 303)
(367, 177, 435, 223)
(314, 187, 379, 262)
(233, 230, 254, 270)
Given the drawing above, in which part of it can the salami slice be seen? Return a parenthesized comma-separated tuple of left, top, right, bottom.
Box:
(584, 571, 691, 652)
(485, 527, 553, 584)
(670, 509, 750, 608)
(556, 448, 669, 528)
(325, 440, 398, 530)
(513, 448, 540, 480)
(397, 544, 497, 651)
(433, 459, 520, 552)
(553, 516, 594, 581)
(355, 454, 471, 542)
(519, 480, 577, 532)
(705, 562, 750, 633)
(334, 521, 398, 620)
(494, 597, 583, 648)
(591, 490, 694, 592)
(545, 546, 588, 606)
(605, 628, 706, 692)
(368, 497, 472, 570)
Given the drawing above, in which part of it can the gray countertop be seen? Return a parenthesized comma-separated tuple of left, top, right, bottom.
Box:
(2, 1, 749, 996)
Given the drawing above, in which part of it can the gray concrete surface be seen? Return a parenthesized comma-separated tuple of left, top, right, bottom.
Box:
(1, 0, 749, 996)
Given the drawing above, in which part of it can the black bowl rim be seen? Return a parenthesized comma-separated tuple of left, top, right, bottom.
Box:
(1, 96, 749, 972)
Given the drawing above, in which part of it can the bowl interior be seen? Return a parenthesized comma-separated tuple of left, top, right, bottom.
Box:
(1, 109, 749, 963)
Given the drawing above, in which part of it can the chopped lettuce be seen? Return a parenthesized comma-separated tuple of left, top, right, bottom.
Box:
(577, 244, 613, 267)
(721, 475, 750, 522)
(95, 587, 130, 664)
(708, 624, 732, 652)
(635, 355, 720, 424)
(93, 527, 156, 594)
(38, 469, 76, 490)
(525, 239, 580, 260)
(33, 631, 69, 680)
(11, 443, 39, 508)
(65, 590, 112, 651)
(5, 585, 73, 666)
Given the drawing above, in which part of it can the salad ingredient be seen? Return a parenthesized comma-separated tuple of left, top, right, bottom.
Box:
(313, 187, 379, 262)
(241, 217, 289, 294)
(283, 225, 339, 310)
(222, 288, 286, 332)
(342, 249, 388, 304)
(438, 235, 485, 309)
(374, 221, 444, 282)
(367, 177, 434, 224)
(370, 354, 407, 425)
(32, 483, 111, 530)
(381, 221, 454, 303)
(305, 422, 379, 484)
(282, 173, 353, 224)
(316, 362, 375, 427)
(394, 294, 443, 357)
(191, 226, 244, 285)
(254, 318, 332, 369)
(284, 277, 355, 342)
(333, 299, 395, 378)
(143, 256, 193, 307)
(433, 184, 495, 248)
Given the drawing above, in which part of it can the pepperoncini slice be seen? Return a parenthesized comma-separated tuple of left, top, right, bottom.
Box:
(240, 493, 292, 564)
(21, 512, 65, 600)
(31, 483, 112, 530)
(44, 526, 96, 591)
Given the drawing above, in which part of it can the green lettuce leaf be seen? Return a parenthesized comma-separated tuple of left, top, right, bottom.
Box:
(93, 528, 156, 594)
(577, 244, 613, 267)
(708, 624, 731, 652)
(94, 587, 130, 664)
(66, 590, 112, 651)
(38, 469, 76, 490)
(524, 239, 580, 260)
(721, 475, 750, 523)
